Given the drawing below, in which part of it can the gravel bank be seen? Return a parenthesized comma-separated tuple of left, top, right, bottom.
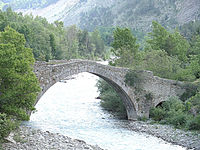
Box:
(127, 121, 200, 150)
(2, 126, 103, 150)
(2, 121, 200, 150)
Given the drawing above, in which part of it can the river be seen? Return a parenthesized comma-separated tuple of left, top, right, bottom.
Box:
(24, 72, 186, 150)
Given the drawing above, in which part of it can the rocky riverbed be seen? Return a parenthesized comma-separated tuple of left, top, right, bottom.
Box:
(127, 121, 200, 150)
(2, 125, 103, 150)
(2, 121, 200, 150)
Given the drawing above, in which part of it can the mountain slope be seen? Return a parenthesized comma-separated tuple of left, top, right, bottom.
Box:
(77, 0, 200, 31)
(3, 0, 200, 31)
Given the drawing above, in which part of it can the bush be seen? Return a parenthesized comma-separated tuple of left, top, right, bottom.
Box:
(150, 97, 198, 130)
(162, 97, 185, 111)
(124, 70, 142, 87)
(186, 115, 200, 130)
(180, 83, 199, 101)
(97, 79, 127, 118)
(0, 113, 16, 140)
(188, 92, 200, 115)
(100, 90, 127, 118)
(138, 116, 148, 122)
(150, 107, 166, 121)
(166, 110, 189, 128)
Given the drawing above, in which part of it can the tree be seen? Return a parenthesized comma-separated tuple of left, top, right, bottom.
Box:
(138, 50, 182, 79)
(90, 29, 105, 57)
(146, 21, 168, 51)
(147, 21, 189, 62)
(49, 33, 62, 59)
(0, 27, 40, 120)
(65, 25, 79, 59)
(111, 27, 139, 67)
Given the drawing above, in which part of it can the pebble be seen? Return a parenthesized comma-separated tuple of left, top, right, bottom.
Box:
(2, 126, 103, 150)
(128, 121, 200, 150)
(2, 121, 200, 150)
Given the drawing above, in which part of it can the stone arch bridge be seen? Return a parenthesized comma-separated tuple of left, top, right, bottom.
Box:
(34, 59, 185, 120)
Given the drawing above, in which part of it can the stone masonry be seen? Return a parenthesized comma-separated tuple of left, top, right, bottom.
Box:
(34, 59, 186, 120)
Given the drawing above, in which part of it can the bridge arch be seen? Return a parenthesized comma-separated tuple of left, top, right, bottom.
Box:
(34, 59, 185, 120)
(34, 60, 138, 120)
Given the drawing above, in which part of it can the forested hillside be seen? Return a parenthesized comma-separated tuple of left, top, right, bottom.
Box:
(79, 0, 200, 32)
(3, 0, 199, 33)
(0, 8, 107, 61)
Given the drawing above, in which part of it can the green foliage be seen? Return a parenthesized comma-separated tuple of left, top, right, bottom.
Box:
(180, 83, 199, 101)
(137, 116, 148, 122)
(97, 27, 114, 46)
(162, 97, 186, 112)
(166, 110, 189, 128)
(0, 27, 40, 120)
(0, 113, 17, 140)
(80, 7, 114, 31)
(112, 27, 139, 57)
(147, 21, 189, 62)
(96, 79, 127, 118)
(187, 92, 200, 115)
(186, 115, 200, 130)
(124, 70, 142, 91)
(90, 29, 105, 57)
(150, 107, 166, 121)
(150, 96, 200, 130)
(138, 50, 182, 79)
(98, 22, 200, 125)
(111, 27, 139, 67)
(145, 92, 153, 101)
(179, 20, 200, 41)
(0, 8, 107, 61)
(109, 22, 197, 82)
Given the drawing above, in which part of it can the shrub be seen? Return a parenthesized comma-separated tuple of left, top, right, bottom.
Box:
(0, 113, 16, 140)
(145, 92, 153, 101)
(180, 83, 199, 101)
(149, 107, 166, 121)
(138, 116, 148, 121)
(166, 110, 189, 128)
(188, 92, 200, 115)
(186, 115, 200, 130)
(97, 79, 127, 118)
(162, 97, 185, 112)
(124, 70, 142, 87)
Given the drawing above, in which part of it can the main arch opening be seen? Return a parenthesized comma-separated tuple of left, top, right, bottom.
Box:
(34, 72, 136, 119)
(34, 60, 138, 120)
(28, 72, 133, 136)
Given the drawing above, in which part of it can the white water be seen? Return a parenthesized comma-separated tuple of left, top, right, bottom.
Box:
(25, 72, 185, 150)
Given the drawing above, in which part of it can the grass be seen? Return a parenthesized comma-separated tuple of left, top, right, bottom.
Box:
(13, 132, 27, 144)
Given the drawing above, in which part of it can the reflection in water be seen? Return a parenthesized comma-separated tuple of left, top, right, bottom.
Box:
(25, 73, 185, 150)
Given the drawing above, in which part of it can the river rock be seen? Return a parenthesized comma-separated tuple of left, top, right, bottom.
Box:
(2, 125, 103, 150)
(128, 121, 200, 150)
